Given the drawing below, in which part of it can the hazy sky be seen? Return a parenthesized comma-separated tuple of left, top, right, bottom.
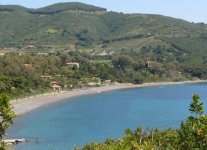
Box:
(1, 0, 207, 23)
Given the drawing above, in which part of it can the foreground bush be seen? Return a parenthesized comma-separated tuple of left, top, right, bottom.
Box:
(0, 94, 16, 150)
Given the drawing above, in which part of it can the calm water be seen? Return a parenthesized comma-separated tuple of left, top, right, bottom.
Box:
(6, 83, 207, 150)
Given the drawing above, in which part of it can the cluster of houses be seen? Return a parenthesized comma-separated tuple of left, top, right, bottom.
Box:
(40, 62, 78, 91)
(41, 75, 62, 91)
(41, 73, 112, 91)
(2, 44, 114, 91)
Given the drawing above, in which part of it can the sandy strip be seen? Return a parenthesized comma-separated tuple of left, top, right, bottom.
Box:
(11, 80, 207, 116)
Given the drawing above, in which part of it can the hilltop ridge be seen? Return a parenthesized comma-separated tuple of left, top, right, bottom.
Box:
(28, 2, 107, 14)
(0, 2, 107, 12)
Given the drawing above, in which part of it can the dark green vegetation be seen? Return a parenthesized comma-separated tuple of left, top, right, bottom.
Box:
(0, 50, 203, 99)
(0, 2, 207, 98)
(0, 94, 16, 150)
(76, 95, 207, 150)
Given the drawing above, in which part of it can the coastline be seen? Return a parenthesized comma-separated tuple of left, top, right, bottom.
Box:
(11, 80, 207, 116)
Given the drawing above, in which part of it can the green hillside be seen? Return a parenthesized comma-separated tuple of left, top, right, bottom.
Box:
(1, 3, 207, 104)
(0, 2, 206, 55)
(0, 2, 207, 80)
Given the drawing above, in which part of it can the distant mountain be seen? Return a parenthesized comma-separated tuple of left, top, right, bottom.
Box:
(0, 2, 207, 57)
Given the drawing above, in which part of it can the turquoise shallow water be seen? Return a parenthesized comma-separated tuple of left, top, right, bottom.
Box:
(6, 83, 207, 150)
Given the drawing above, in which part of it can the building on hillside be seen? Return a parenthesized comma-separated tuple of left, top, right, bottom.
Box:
(0, 53, 5, 56)
(19, 52, 26, 56)
(146, 32, 152, 36)
(26, 44, 35, 48)
(66, 62, 80, 68)
(145, 61, 162, 69)
(87, 82, 97, 86)
(41, 75, 52, 80)
(37, 53, 48, 56)
(55, 75, 62, 77)
(23, 64, 33, 68)
(92, 50, 113, 56)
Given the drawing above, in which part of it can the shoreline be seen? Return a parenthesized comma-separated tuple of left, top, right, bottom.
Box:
(11, 80, 207, 116)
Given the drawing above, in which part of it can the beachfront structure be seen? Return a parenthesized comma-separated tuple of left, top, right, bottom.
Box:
(50, 81, 59, 85)
(51, 84, 61, 91)
(50, 81, 61, 91)
(87, 82, 97, 86)
(104, 80, 111, 84)
(66, 62, 79, 68)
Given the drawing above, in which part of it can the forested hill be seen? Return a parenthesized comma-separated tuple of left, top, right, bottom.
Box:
(1, 2, 207, 99)
(0, 2, 207, 56)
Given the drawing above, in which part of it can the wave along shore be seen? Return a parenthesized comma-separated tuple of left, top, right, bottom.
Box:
(11, 80, 207, 116)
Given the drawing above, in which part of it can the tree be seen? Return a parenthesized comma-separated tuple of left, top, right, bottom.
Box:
(178, 94, 207, 149)
(0, 93, 16, 149)
(189, 94, 204, 115)
(112, 55, 133, 68)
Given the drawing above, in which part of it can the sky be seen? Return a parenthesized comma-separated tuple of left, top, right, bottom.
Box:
(0, 0, 207, 23)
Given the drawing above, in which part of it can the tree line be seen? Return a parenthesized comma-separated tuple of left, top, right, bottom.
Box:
(0, 48, 207, 99)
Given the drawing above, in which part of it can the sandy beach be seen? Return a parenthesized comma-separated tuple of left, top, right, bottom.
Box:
(11, 80, 207, 116)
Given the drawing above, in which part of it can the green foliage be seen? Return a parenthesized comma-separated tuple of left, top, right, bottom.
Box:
(0, 93, 16, 150)
(76, 28, 93, 47)
(77, 95, 207, 150)
(0, 50, 204, 99)
(0, 93, 16, 139)
(189, 94, 204, 115)
(178, 94, 207, 149)
(0, 2, 207, 149)
(0, 7, 206, 84)
(112, 55, 133, 68)
(0, 142, 7, 150)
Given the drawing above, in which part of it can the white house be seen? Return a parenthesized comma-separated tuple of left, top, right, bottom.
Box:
(66, 62, 80, 68)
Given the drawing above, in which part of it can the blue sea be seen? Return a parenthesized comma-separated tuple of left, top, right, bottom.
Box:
(6, 83, 207, 150)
